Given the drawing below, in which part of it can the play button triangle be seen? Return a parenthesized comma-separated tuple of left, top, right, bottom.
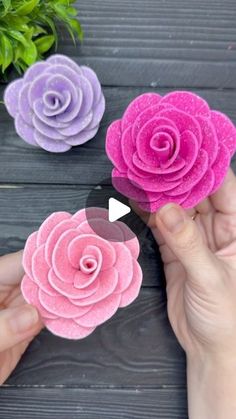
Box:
(108, 198, 131, 222)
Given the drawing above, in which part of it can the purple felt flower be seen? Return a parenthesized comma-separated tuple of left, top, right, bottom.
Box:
(4, 55, 105, 153)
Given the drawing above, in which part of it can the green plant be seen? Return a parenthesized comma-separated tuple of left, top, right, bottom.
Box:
(0, 0, 83, 76)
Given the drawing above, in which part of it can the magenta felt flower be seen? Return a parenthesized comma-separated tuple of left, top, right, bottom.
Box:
(4, 55, 105, 153)
(106, 91, 236, 211)
(21, 208, 142, 340)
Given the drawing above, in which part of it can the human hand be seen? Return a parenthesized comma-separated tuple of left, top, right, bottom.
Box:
(132, 168, 236, 418)
(0, 251, 42, 385)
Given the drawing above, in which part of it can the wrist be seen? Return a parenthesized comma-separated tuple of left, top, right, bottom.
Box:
(187, 351, 236, 419)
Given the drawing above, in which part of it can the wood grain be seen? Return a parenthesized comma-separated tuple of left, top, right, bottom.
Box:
(0, 87, 235, 184)
(6, 288, 185, 387)
(56, 0, 236, 87)
(0, 388, 188, 419)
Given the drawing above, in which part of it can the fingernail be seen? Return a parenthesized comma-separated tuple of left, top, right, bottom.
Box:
(158, 204, 185, 233)
(9, 305, 39, 334)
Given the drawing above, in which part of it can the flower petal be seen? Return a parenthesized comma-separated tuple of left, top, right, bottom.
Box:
(182, 169, 215, 208)
(210, 143, 231, 194)
(111, 242, 133, 292)
(121, 93, 161, 131)
(33, 114, 66, 140)
(115, 221, 140, 258)
(39, 289, 92, 318)
(18, 82, 33, 125)
(71, 268, 118, 306)
(55, 89, 82, 123)
(4, 79, 23, 117)
(78, 219, 124, 242)
(68, 234, 116, 271)
(132, 103, 177, 141)
(119, 259, 142, 308)
(22, 231, 38, 279)
(65, 126, 99, 146)
(33, 98, 67, 129)
(106, 120, 128, 172)
(81, 66, 102, 105)
(132, 151, 185, 175)
(128, 170, 180, 193)
(211, 110, 236, 157)
(159, 108, 202, 146)
(45, 218, 78, 266)
(52, 229, 79, 283)
(136, 118, 180, 167)
(15, 114, 37, 146)
(28, 73, 49, 107)
(21, 275, 56, 319)
(138, 191, 191, 212)
(160, 91, 210, 117)
(164, 130, 199, 181)
(34, 131, 71, 153)
(24, 61, 50, 82)
(76, 293, 121, 328)
(72, 207, 109, 224)
(121, 126, 146, 177)
(45, 317, 95, 340)
(196, 116, 218, 165)
(37, 211, 71, 247)
(87, 94, 105, 130)
(58, 111, 93, 137)
(47, 55, 83, 74)
(48, 269, 99, 299)
(32, 245, 59, 297)
(167, 149, 208, 196)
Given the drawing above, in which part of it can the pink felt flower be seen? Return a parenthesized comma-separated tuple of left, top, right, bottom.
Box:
(21, 208, 142, 339)
(106, 91, 236, 211)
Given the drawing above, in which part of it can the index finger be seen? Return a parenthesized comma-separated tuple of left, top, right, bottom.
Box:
(0, 251, 24, 286)
(210, 168, 236, 214)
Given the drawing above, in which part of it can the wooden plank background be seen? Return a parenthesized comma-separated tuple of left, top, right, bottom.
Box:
(0, 0, 236, 417)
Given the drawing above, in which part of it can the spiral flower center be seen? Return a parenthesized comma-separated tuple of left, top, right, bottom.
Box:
(150, 132, 174, 162)
(43, 91, 63, 110)
(79, 255, 98, 274)
(43, 90, 72, 117)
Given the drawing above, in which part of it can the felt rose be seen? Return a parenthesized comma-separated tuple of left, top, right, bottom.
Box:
(4, 54, 105, 152)
(106, 91, 236, 211)
(21, 208, 142, 339)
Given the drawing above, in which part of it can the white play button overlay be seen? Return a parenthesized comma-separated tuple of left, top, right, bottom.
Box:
(108, 198, 131, 222)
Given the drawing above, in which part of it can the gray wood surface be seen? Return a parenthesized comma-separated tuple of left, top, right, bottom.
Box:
(0, 388, 187, 419)
(1, 0, 236, 417)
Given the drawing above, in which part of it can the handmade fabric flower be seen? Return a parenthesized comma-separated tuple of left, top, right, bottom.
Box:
(21, 208, 142, 339)
(106, 91, 236, 211)
(4, 54, 105, 152)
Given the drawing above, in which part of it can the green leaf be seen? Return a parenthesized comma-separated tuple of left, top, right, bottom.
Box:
(55, 0, 70, 5)
(21, 40, 37, 65)
(35, 34, 55, 53)
(31, 24, 47, 37)
(39, 15, 58, 48)
(2, 0, 11, 13)
(53, 3, 69, 21)
(0, 34, 13, 71)
(4, 15, 29, 32)
(67, 6, 77, 17)
(8, 30, 28, 46)
(16, 0, 39, 16)
(69, 18, 83, 40)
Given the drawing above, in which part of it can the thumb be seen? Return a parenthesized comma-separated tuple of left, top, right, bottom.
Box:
(156, 203, 221, 287)
(0, 304, 40, 352)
